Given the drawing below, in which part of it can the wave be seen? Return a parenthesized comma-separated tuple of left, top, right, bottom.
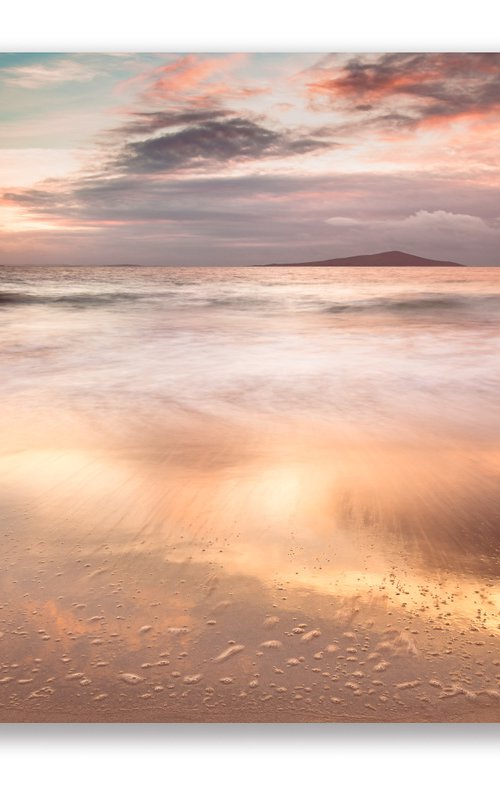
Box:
(205, 295, 273, 308)
(2, 288, 500, 318)
(0, 291, 148, 307)
(323, 292, 500, 316)
(0, 289, 274, 310)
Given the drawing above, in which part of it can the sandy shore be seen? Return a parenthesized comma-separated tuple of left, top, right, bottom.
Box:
(1, 266, 499, 722)
(1, 439, 499, 723)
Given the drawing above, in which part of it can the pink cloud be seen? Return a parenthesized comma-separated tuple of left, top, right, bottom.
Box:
(305, 53, 500, 129)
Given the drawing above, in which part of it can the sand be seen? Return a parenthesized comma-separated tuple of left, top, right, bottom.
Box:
(0, 429, 499, 723)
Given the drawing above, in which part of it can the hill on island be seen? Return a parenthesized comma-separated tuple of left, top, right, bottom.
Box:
(262, 250, 464, 267)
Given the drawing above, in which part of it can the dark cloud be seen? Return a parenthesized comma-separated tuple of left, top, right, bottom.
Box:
(7, 169, 500, 220)
(3, 188, 63, 206)
(117, 109, 230, 136)
(116, 116, 329, 174)
(307, 53, 500, 127)
(5, 170, 500, 254)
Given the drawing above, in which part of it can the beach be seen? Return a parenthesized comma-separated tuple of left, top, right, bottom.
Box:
(0, 264, 499, 722)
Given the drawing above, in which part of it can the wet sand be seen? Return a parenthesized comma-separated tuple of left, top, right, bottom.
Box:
(0, 266, 499, 721)
(1, 420, 499, 722)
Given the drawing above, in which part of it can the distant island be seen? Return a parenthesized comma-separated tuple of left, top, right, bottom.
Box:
(261, 250, 464, 267)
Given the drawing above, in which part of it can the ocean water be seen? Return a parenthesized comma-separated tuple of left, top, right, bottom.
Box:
(2, 265, 500, 434)
(0, 265, 499, 721)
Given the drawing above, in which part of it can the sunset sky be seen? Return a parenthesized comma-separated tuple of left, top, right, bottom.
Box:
(1, 51, 500, 265)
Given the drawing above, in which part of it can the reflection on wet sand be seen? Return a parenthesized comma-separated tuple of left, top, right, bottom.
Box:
(1, 413, 499, 722)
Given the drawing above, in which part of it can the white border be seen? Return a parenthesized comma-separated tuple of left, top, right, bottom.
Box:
(1, 723, 499, 800)
(1, 2, 499, 798)
(2, 0, 500, 51)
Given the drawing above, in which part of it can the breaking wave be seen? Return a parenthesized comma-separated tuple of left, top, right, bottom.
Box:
(323, 292, 500, 316)
(0, 290, 151, 307)
(2, 285, 500, 322)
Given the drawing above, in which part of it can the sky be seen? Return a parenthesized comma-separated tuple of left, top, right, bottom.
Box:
(1, 51, 500, 265)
